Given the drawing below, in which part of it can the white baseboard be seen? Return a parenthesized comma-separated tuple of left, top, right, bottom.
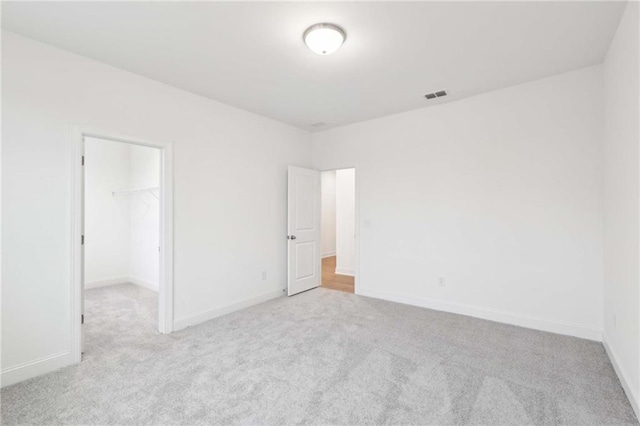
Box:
(129, 276, 159, 292)
(322, 252, 336, 259)
(1, 351, 71, 388)
(84, 276, 129, 289)
(603, 336, 640, 420)
(334, 267, 355, 277)
(358, 287, 602, 341)
(174, 289, 283, 331)
(85, 276, 158, 292)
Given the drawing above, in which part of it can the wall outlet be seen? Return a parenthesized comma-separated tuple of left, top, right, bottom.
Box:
(261, 270, 268, 281)
(363, 219, 371, 228)
(438, 276, 446, 287)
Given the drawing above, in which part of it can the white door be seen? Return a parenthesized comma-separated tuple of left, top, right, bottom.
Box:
(81, 140, 86, 354)
(287, 166, 321, 296)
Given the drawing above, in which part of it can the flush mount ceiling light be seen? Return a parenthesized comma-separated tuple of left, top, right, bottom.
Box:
(303, 23, 346, 55)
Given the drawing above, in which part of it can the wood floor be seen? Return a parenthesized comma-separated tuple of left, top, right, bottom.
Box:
(321, 256, 354, 293)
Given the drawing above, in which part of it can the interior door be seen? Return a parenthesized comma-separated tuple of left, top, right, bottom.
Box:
(81, 139, 86, 355)
(287, 166, 321, 296)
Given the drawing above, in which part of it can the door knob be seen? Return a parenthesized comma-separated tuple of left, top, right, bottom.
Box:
(288, 235, 297, 240)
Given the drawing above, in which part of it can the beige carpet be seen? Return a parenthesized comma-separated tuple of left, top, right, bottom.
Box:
(1, 283, 637, 425)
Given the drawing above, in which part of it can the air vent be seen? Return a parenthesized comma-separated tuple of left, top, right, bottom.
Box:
(310, 122, 328, 128)
(424, 90, 448, 100)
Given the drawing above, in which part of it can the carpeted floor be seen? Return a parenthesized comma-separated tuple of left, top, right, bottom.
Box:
(1, 284, 638, 425)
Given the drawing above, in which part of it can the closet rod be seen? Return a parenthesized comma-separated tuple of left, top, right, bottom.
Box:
(112, 187, 160, 199)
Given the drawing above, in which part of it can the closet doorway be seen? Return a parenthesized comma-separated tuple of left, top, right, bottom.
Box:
(71, 130, 174, 364)
(320, 168, 356, 293)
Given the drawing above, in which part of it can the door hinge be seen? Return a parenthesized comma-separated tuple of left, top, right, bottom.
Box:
(81, 314, 84, 325)
(81, 235, 84, 245)
(81, 155, 85, 166)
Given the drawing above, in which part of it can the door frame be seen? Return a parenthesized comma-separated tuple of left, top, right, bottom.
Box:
(319, 167, 359, 294)
(70, 127, 174, 364)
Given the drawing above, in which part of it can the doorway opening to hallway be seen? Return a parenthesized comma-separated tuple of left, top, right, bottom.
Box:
(320, 168, 356, 294)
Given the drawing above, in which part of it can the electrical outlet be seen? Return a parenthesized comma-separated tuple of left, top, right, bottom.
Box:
(261, 270, 268, 281)
(363, 219, 371, 228)
(438, 276, 446, 287)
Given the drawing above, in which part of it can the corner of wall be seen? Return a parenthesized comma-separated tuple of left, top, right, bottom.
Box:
(603, 334, 640, 420)
(601, 0, 640, 419)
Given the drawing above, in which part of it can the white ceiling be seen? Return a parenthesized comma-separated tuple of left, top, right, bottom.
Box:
(2, 1, 626, 132)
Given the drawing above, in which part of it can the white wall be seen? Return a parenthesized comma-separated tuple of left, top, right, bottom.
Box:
(128, 144, 161, 291)
(84, 138, 132, 285)
(321, 170, 336, 258)
(335, 169, 356, 276)
(603, 1, 640, 415)
(312, 66, 604, 340)
(1, 31, 311, 385)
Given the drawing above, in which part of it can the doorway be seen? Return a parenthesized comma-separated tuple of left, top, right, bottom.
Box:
(320, 168, 356, 293)
(70, 129, 174, 364)
(83, 137, 161, 357)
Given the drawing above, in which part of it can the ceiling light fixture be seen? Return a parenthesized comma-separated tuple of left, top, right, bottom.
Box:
(303, 23, 346, 55)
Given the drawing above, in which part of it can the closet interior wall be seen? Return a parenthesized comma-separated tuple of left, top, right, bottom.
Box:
(84, 137, 160, 291)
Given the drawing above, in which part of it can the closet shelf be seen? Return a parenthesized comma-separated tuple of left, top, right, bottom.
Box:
(112, 187, 160, 199)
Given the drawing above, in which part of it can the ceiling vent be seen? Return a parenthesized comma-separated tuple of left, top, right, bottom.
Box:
(424, 90, 447, 100)
(310, 122, 328, 128)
